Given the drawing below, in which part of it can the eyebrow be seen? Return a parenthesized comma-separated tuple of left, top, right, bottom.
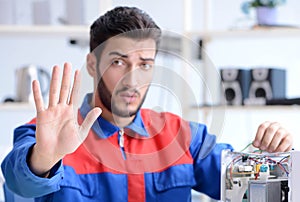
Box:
(109, 51, 128, 58)
(109, 51, 155, 62)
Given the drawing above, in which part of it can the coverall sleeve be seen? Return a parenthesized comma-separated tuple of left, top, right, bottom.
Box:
(1, 124, 64, 198)
(189, 122, 234, 200)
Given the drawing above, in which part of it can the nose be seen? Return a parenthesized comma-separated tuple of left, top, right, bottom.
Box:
(121, 66, 139, 88)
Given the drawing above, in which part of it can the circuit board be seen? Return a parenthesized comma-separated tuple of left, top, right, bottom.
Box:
(220, 150, 293, 202)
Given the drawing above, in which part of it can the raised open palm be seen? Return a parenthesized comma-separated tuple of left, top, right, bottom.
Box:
(30, 63, 101, 176)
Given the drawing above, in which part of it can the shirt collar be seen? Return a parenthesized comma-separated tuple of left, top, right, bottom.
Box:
(79, 93, 149, 138)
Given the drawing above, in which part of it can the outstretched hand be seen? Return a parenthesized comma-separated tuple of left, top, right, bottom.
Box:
(29, 63, 101, 176)
(252, 121, 293, 153)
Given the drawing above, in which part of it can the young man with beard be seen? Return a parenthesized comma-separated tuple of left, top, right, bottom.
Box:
(1, 6, 293, 202)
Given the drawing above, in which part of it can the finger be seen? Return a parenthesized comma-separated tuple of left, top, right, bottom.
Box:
(69, 69, 81, 106)
(32, 80, 44, 112)
(59, 63, 72, 104)
(48, 66, 60, 107)
(79, 107, 102, 141)
(259, 122, 281, 151)
(252, 121, 271, 147)
(266, 128, 286, 152)
(275, 135, 293, 152)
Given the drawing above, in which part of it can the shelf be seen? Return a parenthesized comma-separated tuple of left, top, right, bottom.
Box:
(0, 102, 35, 111)
(186, 27, 300, 40)
(0, 25, 90, 38)
(191, 104, 300, 111)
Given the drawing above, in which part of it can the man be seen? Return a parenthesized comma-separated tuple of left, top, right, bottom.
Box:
(1, 6, 293, 202)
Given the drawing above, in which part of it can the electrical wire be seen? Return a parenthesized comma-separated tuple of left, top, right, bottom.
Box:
(240, 142, 253, 152)
(240, 141, 264, 153)
(279, 155, 290, 163)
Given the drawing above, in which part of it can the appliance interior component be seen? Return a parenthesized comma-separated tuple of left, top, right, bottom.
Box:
(220, 150, 300, 202)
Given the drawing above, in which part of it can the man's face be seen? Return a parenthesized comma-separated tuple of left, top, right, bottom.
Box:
(97, 36, 156, 117)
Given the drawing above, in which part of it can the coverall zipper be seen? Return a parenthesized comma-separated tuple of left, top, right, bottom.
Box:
(119, 128, 126, 160)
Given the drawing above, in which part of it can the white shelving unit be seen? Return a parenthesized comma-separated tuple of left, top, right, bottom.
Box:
(181, 0, 300, 106)
(182, 1, 299, 103)
(187, 27, 300, 105)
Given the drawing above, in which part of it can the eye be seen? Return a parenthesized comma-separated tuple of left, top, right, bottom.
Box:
(141, 63, 153, 70)
(111, 59, 126, 67)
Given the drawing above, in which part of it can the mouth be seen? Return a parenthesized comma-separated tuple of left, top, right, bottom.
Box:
(119, 91, 139, 103)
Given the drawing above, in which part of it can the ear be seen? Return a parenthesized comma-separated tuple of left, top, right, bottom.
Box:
(86, 53, 97, 77)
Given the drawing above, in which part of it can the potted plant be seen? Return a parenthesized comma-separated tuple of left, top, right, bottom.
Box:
(241, 0, 287, 25)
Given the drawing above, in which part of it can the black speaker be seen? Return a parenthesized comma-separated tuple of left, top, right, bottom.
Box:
(220, 68, 251, 105)
(248, 68, 286, 101)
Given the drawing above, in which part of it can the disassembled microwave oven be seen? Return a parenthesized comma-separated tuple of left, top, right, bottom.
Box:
(220, 150, 300, 202)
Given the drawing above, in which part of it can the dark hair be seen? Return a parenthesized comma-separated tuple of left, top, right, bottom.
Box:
(89, 6, 161, 55)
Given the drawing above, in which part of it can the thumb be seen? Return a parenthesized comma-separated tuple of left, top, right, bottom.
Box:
(79, 107, 102, 139)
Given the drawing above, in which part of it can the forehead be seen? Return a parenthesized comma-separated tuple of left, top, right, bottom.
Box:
(102, 36, 156, 57)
